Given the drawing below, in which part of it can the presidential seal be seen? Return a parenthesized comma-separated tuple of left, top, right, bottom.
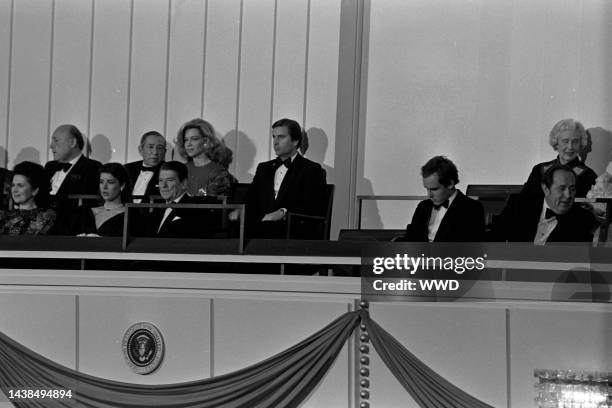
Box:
(122, 322, 164, 375)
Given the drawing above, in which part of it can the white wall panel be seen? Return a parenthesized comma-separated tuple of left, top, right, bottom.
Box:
(363, 0, 612, 228)
(368, 303, 506, 408)
(0, 0, 12, 167)
(304, 0, 341, 177)
(165, 0, 206, 153)
(7, 0, 52, 167)
(89, 0, 131, 164)
(577, 0, 612, 130)
(127, 0, 170, 162)
(540, 1, 582, 128)
(49, 0, 93, 162)
(235, 0, 274, 182)
(202, 0, 241, 175)
(79, 295, 211, 384)
(271, 0, 307, 157)
(0, 293, 76, 369)
(510, 309, 611, 408)
(214, 299, 352, 408)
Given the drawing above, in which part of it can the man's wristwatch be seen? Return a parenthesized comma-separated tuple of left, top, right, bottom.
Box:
(279, 208, 287, 218)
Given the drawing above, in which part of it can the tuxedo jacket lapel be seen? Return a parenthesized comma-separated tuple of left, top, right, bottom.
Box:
(434, 207, 452, 241)
(275, 155, 302, 205)
(432, 191, 461, 241)
(57, 156, 84, 196)
(432, 193, 460, 241)
(157, 194, 188, 234)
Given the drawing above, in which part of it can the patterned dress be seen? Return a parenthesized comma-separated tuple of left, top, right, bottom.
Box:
(186, 161, 237, 197)
(0, 208, 56, 235)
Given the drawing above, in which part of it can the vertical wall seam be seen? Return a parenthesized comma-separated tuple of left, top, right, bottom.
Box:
(163, 0, 172, 146)
(302, 0, 311, 130)
(4, 0, 15, 167)
(45, 0, 56, 163)
(233, 0, 244, 177)
(210, 298, 214, 377)
(124, 0, 135, 163)
(575, 1, 584, 113)
(347, 302, 354, 408)
(268, 0, 278, 160)
(505, 308, 511, 408)
(75, 295, 80, 371)
(350, 0, 366, 228)
(200, 0, 209, 118)
(86, 0, 96, 150)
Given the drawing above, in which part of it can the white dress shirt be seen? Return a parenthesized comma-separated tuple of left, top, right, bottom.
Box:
(50, 154, 82, 195)
(534, 201, 558, 245)
(273, 153, 298, 199)
(427, 190, 458, 242)
(132, 165, 155, 203)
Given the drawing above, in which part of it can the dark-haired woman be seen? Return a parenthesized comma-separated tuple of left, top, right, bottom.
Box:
(176, 118, 237, 197)
(0, 161, 56, 235)
(73, 163, 130, 237)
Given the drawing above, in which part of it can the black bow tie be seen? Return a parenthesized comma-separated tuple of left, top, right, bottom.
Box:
(433, 200, 449, 210)
(545, 209, 558, 220)
(57, 162, 72, 172)
(274, 157, 292, 169)
(140, 165, 156, 173)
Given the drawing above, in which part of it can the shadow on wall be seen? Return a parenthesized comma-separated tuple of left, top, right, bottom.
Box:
(0, 146, 7, 168)
(14, 147, 41, 166)
(304, 127, 334, 184)
(223, 130, 256, 183)
(584, 127, 612, 175)
(90, 134, 112, 164)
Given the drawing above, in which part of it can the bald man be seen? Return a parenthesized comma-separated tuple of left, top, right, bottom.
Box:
(44, 125, 101, 218)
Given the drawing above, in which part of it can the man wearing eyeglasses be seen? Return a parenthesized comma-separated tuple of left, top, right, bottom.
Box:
(125, 131, 167, 203)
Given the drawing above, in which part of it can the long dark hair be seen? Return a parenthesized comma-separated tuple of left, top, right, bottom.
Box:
(98, 162, 131, 203)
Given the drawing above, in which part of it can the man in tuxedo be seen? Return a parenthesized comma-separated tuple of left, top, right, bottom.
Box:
(240, 118, 327, 238)
(400, 156, 484, 242)
(125, 131, 166, 203)
(154, 161, 198, 238)
(495, 164, 597, 243)
(44, 125, 101, 234)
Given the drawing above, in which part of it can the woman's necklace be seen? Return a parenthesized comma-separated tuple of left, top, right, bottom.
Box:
(103, 203, 124, 211)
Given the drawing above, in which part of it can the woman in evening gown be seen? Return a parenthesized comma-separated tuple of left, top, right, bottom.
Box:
(0, 161, 55, 235)
(73, 162, 131, 237)
(176, 118, 237, 197)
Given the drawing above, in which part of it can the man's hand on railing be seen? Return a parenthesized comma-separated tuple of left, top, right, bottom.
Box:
(262, 209, 285, 222)
(228, 209, 241, 221)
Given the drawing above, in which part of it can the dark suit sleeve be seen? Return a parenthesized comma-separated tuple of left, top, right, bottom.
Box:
(520, 164, 543, 198)
(83, 159, 103, 195)
(402, 201, 428, 242)
(492, 196, 517, 242)
(291, 163, 327, 216)
(576, 168, 597, 197)
(466, 199, 485, 242)
(245, 163, 267, 222)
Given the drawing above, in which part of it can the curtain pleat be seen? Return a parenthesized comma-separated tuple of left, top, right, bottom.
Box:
(360, 310, 494, 408)
(1, 309, 494, 408)
(0, 311, 360, 408)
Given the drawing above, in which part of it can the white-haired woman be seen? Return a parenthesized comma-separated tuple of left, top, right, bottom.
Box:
(521, 118, 596, 198)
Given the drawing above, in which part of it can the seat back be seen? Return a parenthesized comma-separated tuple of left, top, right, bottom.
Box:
(228, 183, 251, 204)
(319, 184, 335, 240)
(466, 184, 522, 225)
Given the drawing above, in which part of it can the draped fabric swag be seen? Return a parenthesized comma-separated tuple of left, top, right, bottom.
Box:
(0, 309, 493, 408)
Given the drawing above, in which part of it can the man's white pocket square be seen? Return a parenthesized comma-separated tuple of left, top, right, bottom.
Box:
(172, 216, 182, 221)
